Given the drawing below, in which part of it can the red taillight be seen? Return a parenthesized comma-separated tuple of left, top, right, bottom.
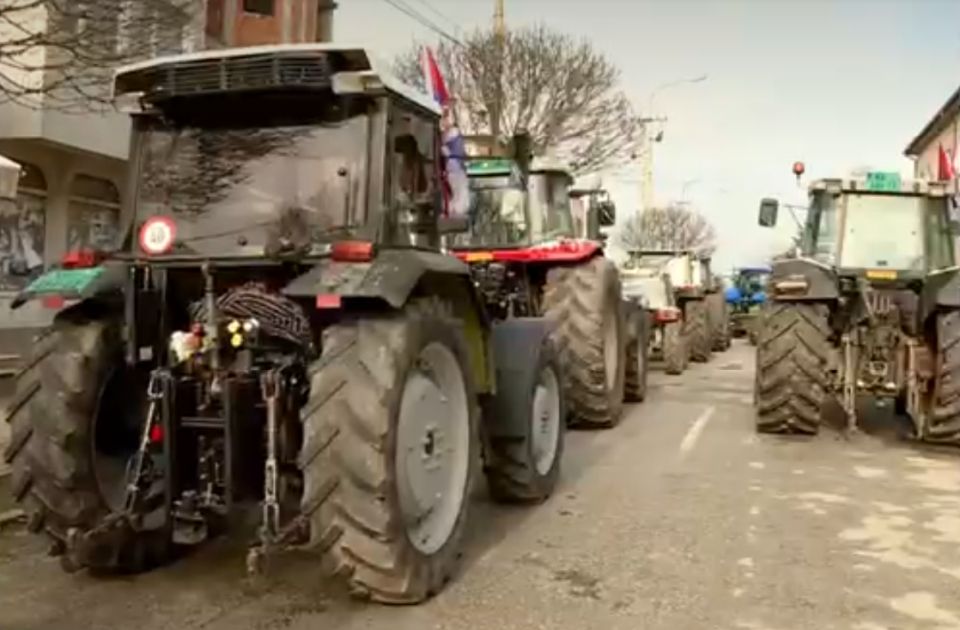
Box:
(62, 249, 101, 268)
(316, 294, 343, 310)
(42, 295, 65, 310)
(149, 424, 164, 444)
(655, 307, 681, 323)
(331, 240, 373, 262)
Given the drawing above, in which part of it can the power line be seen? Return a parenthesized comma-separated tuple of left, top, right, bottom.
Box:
(379, 0, 463, 46)
(406, 0, 462, 35)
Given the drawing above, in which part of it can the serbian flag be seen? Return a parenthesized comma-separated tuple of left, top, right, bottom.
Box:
(421, 47, 470, 218)
(938, 143, 956, 181)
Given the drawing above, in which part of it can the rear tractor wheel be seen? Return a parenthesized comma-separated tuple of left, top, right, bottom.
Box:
(927, 310, 960, 444)
(3, 309, 171, 573)
(684, 299, 711, 363)
(754, 302, 831, 434)
(542, 257, 625, 428)
(662, 321, 687, 376)
(299, 298, 477, 604)
(625, 310, 649, 402)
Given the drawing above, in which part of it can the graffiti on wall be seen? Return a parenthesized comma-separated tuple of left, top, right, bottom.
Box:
(67, 205, 119, 253)
(0, 194, 45, 291)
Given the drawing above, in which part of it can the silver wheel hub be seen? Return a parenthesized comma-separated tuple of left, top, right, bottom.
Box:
(531, 365, 561, 475)
(396, 342, 470, 555)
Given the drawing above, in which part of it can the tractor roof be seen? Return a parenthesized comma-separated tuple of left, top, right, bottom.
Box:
(738, 266, 771, 274)
(113, 44, 439, 116)
(809, 172, 956, 197)
(530, 156, 572, 179)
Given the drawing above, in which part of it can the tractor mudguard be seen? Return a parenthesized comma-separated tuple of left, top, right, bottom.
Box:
(770, 258, 838, 301)
(485, 317, 555, 439)
(920, 267, 960, 313)
(282, 249, 472, 308)
(10, 261, 127, 309)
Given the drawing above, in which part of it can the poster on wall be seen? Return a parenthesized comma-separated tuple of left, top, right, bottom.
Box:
(67, 204, 119, 253)
(0, 194, 45, 292)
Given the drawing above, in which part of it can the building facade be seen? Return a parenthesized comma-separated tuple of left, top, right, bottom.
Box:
(905, 87, 960, 180)
(0, 0, 335, 362)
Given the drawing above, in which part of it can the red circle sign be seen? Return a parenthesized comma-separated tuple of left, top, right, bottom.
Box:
(138, 216, 176, 255)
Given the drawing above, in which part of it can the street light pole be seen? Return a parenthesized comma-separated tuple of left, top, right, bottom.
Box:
(639, 74, 708, 213)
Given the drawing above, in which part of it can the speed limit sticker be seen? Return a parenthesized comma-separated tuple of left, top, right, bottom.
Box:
(138, 216, 176, 255)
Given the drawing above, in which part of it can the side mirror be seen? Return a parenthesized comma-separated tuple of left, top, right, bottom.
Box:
(758, 198, 779, 227)
(597, 201, 616, 227)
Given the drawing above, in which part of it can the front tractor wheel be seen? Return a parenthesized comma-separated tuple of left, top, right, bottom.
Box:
(3, 310, 170, 573)
(928, 310, 960, 444)
(299, 299, 478, 604)
(754, 302, 831, 434)
(484, 333, 565, 503)
(542, 257, 626, 428)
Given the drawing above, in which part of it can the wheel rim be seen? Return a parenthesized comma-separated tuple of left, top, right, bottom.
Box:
(603, 311, 618, 389)
(531, 365, 561, 475)
(395, 342, 471, 555)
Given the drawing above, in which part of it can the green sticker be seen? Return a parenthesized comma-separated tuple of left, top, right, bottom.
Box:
(466, 158, 514, 176)
(866, 171, 901, 192)
(25, 267, 104, 295)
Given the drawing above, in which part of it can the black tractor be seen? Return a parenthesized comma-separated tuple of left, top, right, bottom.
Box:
(754, 172, 960, 442)
(3, 45, 566, 604)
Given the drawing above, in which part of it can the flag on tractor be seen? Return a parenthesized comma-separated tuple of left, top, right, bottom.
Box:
(420, 46, 470, 218)
(938, 143, 956, 181)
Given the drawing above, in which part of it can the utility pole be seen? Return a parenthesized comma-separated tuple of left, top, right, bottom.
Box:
(492, 0, 505, 144)
(637, 115, 666, 212)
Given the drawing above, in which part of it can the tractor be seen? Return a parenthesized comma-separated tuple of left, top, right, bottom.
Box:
(2, 45, 567, 604)
(754, 171, 960, 442)
(619, 249, 688, 375)
(448, 143, 647, 427)
(701, 255, 731, 353)
(725, 265, 770, 345)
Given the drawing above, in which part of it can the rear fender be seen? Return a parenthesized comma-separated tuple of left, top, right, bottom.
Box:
(10, 261, 127, 309)
(770, 258, 838, 301)
(283, 250, 494, 393)
(484, 317, 557, 439)
(920, 267, 960, 317)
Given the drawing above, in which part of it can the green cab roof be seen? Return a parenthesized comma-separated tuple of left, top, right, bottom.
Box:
(465, 157, 515, 176)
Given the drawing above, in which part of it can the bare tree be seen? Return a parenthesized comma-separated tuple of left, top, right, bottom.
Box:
(0, 0, 200, 112)
(617, 204, 717, 256)
(394, 24, 640, 175)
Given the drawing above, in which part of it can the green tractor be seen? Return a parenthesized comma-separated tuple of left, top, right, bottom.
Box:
(754, 171, 960, 442)
(3, 45, 567, 604)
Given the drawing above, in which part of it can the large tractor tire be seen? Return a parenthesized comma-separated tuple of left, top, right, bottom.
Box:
(542, 257, 625, 428)
(754, 302, 831, 434)
(625, 310, 649, 402)
(3, 308, 170, 573)
(662, 321, 687, 375)
(684, 299, 711, 363)
(707, 293, 731, 352)
(484, 328, 564, 503)
(299, 298, 478, 604)
(927, 310, 960, 444)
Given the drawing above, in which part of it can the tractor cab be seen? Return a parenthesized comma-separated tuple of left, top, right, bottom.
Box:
(453, 151, 577, 250)
(759, 172, 957, 282)
(569, 176, 616, 242)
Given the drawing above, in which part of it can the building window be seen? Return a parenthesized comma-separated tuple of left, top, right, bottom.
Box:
(0, 162, 46, 292)
(67, 175, 121, 254)
(243, 0, 275, 16)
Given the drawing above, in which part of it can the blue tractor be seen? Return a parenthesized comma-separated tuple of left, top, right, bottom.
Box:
(725, 266, 770, 345)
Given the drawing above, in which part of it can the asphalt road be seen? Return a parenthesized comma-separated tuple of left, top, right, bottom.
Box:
(2, 340, 960, 630)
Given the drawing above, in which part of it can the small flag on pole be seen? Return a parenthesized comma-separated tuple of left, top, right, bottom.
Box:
(421, 46, 470, 218)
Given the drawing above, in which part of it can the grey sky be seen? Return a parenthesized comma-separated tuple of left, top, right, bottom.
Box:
(335, 0, 960, 272)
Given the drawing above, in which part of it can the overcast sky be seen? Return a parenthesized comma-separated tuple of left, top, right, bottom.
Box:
(334, 0, 960, 273)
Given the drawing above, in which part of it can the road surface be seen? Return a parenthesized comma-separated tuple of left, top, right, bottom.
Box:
(2, 341, 959, 630)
